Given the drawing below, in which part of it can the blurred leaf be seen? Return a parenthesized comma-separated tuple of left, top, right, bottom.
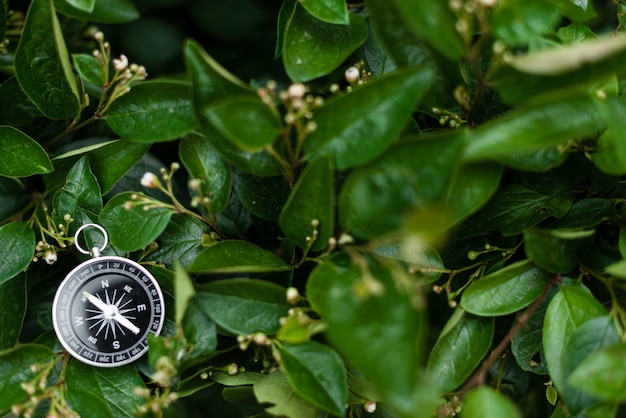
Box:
(73, 53, 106, 85)
(492, 0, 560, 46)
(0, 126, 53, 177)
(304, 69, 434, 170)
(373, 244, 443, 283)
(65, 0, 95, 12)
(174, 261, 195, 326)
(54, 0, 139, 23)
(524, 229, 593, 274)
(594, 97, 626, 175)
(185, 40, 281, 176)
(280, 156, 334, 251)
(253, 371, 322, 418)
(300, 0, 348, 24)
(189, 240, 290, 274)
(0, 274, 26, 350)
(0, 1, 5, 41)
(0, 177, 28, 223)
(180, 299, 217, 368)
(232, 170, 290, 221)
(15, 0, 80, 120)
(65, 388, 111, 418)
(426, 308, 493, 394)
(107, 80, 197, 143)
(460, 386, 522, 418)
(99, 192, 172, 251)
(557, 22, 597, 43)
(0, 77, 43, 127)
(150, 214, 204, 269)
(569, 342, 626, 402)
(283, 3, 367, 81)
(461, 260, 553, 316)
(196, 278, 290, 335)
(0, 222, 35, 287)
(276, 341, 347, 416)
(0, 344, 54, 412)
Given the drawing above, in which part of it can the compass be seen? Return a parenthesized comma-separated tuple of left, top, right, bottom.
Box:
(52, 224, 165, 367)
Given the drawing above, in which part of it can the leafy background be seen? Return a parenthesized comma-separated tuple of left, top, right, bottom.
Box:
(3, 0, 626, 417)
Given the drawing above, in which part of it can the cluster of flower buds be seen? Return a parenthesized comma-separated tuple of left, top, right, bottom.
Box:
(134, 386, 178, 416)
(343, 61, 371, 87)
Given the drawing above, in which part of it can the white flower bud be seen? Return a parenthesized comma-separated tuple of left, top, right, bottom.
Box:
(288, 83, 306, 99)
(140, 172, 160, 188)
(345, 66, 360, 83)
(44, 250, 57, 265)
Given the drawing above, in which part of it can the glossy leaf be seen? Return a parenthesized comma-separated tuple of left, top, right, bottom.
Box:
(54, 0, 139, 23)
(150, 214, 205, 269)
(232, 170, 290, 221)
(492, 0, 560, 46)
(65, 0, 95, 12)
(300, 0, 348, 24)
(0, 274, 26, 350)
(524, 229, 593, 274)
(72, 53, 106, 85)
(215, 192, 252, 237)
(280, 157, 334, 251)
(0, 222, 35, 287)
(593, 97, 626, 175)
(0, 344, 55, 412)
(174, 261, 195, 326)
(15, 0, 80, 120)
(180, 298, 218, 367)
(549, 198, 614, 229)
(188, 240, 290, 273)
(254, 371, 322, 418)
(179, 134, 232, 214)
(0, 77, 42, 127)
(569, 342, 626, 402)
(65, 362, 147, 417)
(426, 308, 494, 394)
(461, 260, 552, 316)
(0, 126, 53, 177)
(277, 341, 347, 416)
(107, 80, 197, 142)
(99, 192, 172, 251)
(185, 40, 281, 176)
(89, 140, 150, 194)
(460, 386, 522, 418)
(304, 69, 434, 170)
(339, 132, 464, 238)
(196, 278, 290, 335)
(65, 388, 111, 418)
(282, 3, 367, 81)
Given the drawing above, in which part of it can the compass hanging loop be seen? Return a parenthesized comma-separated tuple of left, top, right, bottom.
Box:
(74, 223, 109, 257)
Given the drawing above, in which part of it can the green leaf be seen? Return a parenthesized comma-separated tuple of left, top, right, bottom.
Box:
(65, 0, 95, 12)
(179, 134, 232, 214)
(304, 69, 434, 170)
(492, 0, 560, 46)
(54, 0, 139, 23)
(300, 0, 348, 24)
(391, 0, 464, 60)
(0, 126, 53, 177)
(65, 361, 147, 418)
(276, 341, 347, 416)
(99, 192, 172, 252)
(426, 308, 493, 394)
(0, 1, 6, 42)
(543, 285, 607, 405)
(283, 3, 367, 81)
(189, 240, 291, 274)
(464, 94, 605, 163)
(107, 80, 197, 142)
(280, 157, 334, 251)
(253, 371, 323, 418)
(460, 386, 522, 418)
(462, 184, 574, 236)
(216, 192, 251, 237)
(196, 278, 290, 335)
(72, 53, 106, 85)
(461, 260, 553, 316)
(185, 40, 281, 176)
(549, 198, 614, 229)
(65, 387, 111, 418)
(0, 344, 55, 412)
(174, 261, 195, 326)
(0, 178, 28, 223)
(568, 342, 626, 402)
(150, 214, 205, 269)
(52, 156, 102, 230)
(0, 77, 43, 127)
(89, 140, 150, 195)
(524, 229, 594, 274)
(15, 0, 80, 120)
(593, 97, 626, 175)
(373, 244, 444, 283)
(180, 298, 218, 368)
(0, 222, 35, 287)
(339, 132, 464, 238)
(232, 170, 290, 221)
(0, 274, 26, 350)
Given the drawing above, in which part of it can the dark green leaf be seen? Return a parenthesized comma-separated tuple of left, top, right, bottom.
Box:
(89, 141, 150, 194)
(54, 0, 139, 23)
(216, 192, 251, 237)
(0, 126, 53, 177)
(52, 156, 102, 230)
(232, 170, 290, 221)
(15, 0, 80, 120)
(196, 278, 290, 335)
(180, 298, 217, 367)
(150, 214, 205, 269)
(65, 0, 95, 13)
(72, 53, 105, 85)
(460, 386, 522, 418)
(373, 244, 444, 283)
(492, 0, 560, 46)
(279, 157, 334, 251)
(277, 341, 347, 416)
(107, 80, 197, 142)
(304, 69, 434, 170)
(300, 0, 348, 24)
(426, 308, 494, 394)
(0, 1, 5, 41)
(568, 342, 626, 402)
(339, 132, 464, 238)
(189, 240, 290, 274)
(185, 40, 281, 176)
(593, 97, 626, 175)
(0, 222, 35, 287)
(524, 229, 593, 274)
(0, 77, 43, 127)
(65, 387, 111, 418)
(99, 192, 172, 251)
(461, 260, 552, 316)
(0, 274, 26, 350)
(283, 4, 367, 81)
(253, 371, 323, 418)
(179, 134, 232, 214)
(0, 344, 54, 412)
(0, 177, 28, 222)
(65, 361, 147, 418)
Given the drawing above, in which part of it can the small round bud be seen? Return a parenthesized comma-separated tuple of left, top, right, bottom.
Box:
(44, 249, 58, 265)
(113, 54, 129, 71)
(286, 287, 300, 304)
(345, 66, 360, 83)
(288, 83, 306, 99)
(467, 251, 479, 260)
(140, 172, 161, 188)
(94, 31, 104, 41)
(365, 401, 377, 413)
